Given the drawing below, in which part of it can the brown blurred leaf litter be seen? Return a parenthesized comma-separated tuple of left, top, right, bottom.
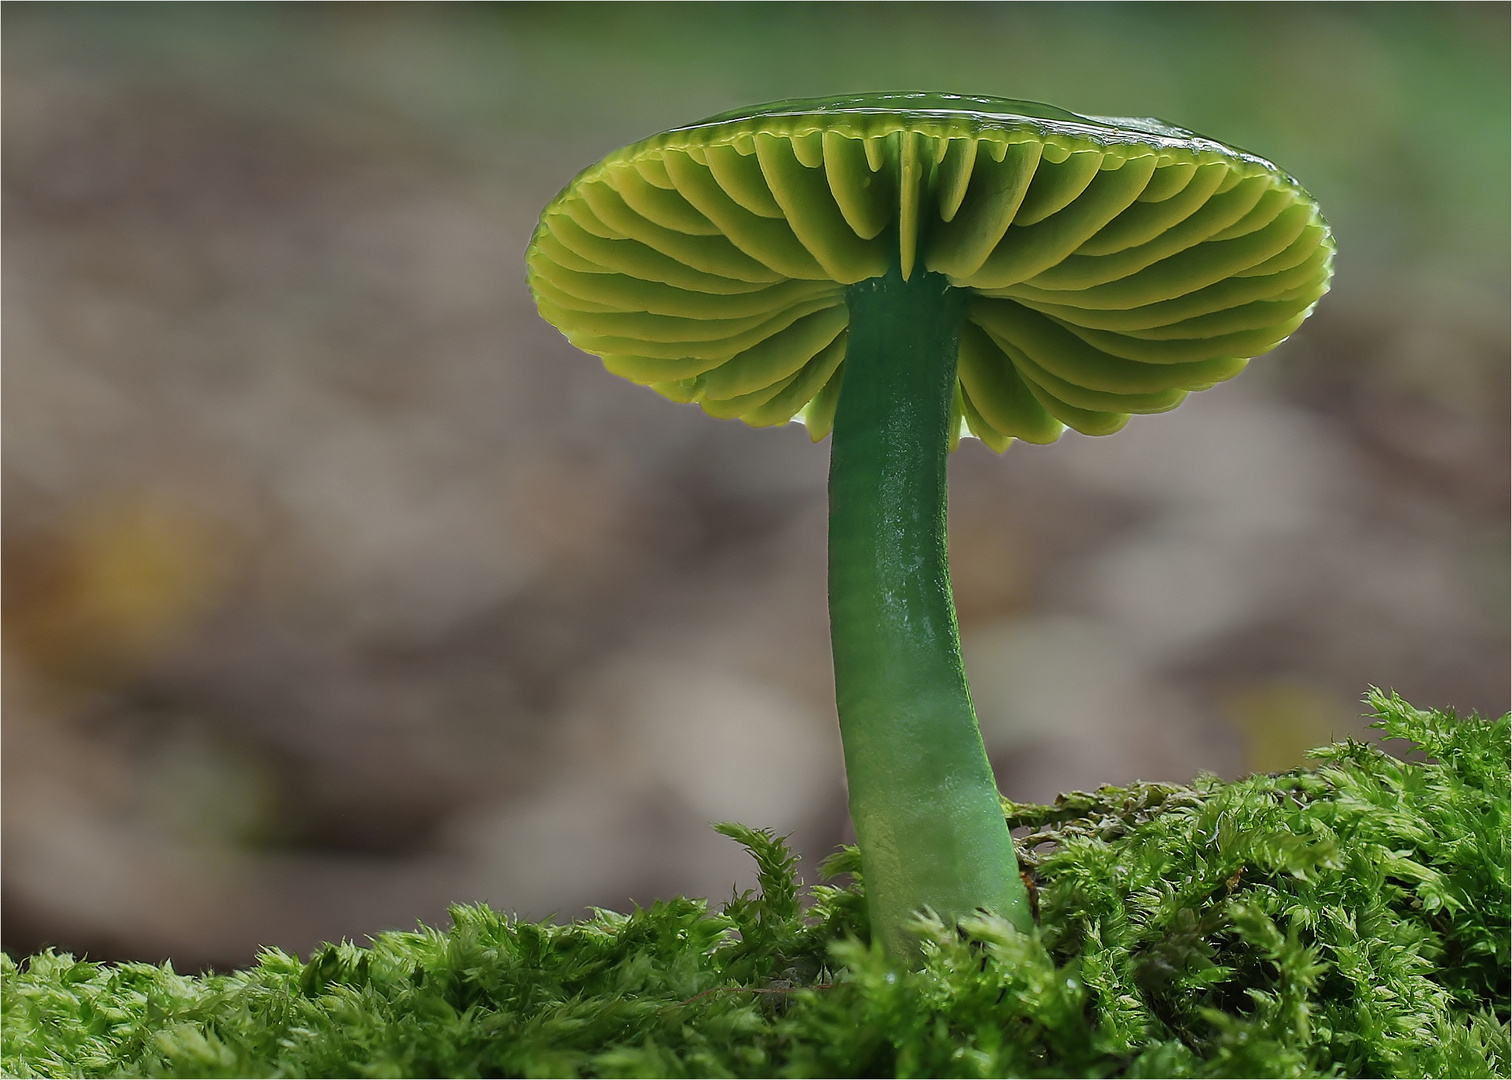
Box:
(3, 4, 1507, 969)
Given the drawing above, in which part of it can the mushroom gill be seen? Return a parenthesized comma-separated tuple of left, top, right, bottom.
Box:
(526, 94, 1334, 447)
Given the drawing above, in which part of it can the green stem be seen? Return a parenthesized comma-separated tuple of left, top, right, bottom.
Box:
(829, 262, 1031, 960)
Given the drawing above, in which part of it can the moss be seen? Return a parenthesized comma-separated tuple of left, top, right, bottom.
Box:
(4, 689, 1507, 1079)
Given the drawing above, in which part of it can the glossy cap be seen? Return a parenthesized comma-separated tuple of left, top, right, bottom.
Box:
(526, 93, 1334, 447)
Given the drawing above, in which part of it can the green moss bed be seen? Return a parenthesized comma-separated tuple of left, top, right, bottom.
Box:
(4, 690, 1508, 1078)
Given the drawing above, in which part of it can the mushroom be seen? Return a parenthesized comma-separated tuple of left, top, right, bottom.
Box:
(525, 92, 1334, 959)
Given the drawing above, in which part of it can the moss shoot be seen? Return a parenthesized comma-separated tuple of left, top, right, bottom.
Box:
(4, 690, 1507, 1079)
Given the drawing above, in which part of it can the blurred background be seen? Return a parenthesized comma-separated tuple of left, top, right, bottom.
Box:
(4, 3, 1507, 971)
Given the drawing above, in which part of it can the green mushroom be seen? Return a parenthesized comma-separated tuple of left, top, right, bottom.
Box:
(526, 92, 1334, 960)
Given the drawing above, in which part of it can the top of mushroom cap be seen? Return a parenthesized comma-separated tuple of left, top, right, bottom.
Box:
(526, 92, 1334, 448)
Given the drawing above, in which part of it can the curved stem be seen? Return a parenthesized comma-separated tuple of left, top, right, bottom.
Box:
(829, 262, 1031, 960)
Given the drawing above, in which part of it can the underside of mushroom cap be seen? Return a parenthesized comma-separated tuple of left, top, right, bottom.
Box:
(526, 93, 1335, 447)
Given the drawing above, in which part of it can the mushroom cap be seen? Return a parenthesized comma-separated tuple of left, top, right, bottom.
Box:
(526, 93, 1334, 447)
